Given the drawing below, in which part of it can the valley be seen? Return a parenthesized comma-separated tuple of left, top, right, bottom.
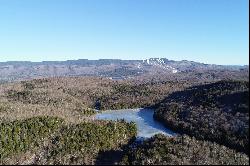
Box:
(0, 65, 249, 164)
(1, 0, 248, 164)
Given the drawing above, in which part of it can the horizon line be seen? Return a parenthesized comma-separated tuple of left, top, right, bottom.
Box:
(0, 58, 248, 66)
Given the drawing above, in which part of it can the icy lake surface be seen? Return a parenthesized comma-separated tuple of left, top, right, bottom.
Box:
(95, 108, 176, 138)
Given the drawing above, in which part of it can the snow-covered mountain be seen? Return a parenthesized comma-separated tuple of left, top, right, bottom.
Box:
(141, 58, 178, 73)
(0, 58, 248, 82)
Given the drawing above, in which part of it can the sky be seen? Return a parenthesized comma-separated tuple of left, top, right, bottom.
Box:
(0, 0, 248, 65)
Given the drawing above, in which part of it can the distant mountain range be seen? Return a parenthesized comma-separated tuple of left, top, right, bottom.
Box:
(0, 58, 248, 82)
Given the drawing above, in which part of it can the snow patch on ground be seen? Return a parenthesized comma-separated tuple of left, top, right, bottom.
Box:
(142, 58, 178, 73)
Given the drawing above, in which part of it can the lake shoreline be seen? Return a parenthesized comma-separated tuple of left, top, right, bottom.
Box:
(94, 108, 176, 139)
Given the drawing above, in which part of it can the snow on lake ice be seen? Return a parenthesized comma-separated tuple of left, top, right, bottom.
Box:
(95, 108, 176, 139)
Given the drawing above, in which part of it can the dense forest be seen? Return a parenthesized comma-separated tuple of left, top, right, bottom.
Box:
(154, 80, 249, 154)
(121, 134, 249, 165)
(0, 116, 136, 164)
(0, 77, 190, 123)
(0, 77, 249, 164)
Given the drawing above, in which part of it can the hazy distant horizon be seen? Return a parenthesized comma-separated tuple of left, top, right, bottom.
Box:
(0, 57, 248, 66)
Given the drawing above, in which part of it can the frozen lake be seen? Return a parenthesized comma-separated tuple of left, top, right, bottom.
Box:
(95, 108, 176, 139)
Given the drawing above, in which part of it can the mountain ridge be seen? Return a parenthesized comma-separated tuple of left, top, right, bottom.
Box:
(0, 58, 248, 66)
(0, 58, 248, 83)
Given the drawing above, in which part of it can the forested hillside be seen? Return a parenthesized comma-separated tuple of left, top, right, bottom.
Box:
(154, 80, 249, 154)
(0, 116, 136, 164)
(0, 77, 249, 165)
(0, 58, 248, 83)
(0, 77, 189, 122)
(121, 134, 249, 165)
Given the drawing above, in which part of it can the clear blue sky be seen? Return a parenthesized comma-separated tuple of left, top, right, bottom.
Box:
(0, 0, 248, 65)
